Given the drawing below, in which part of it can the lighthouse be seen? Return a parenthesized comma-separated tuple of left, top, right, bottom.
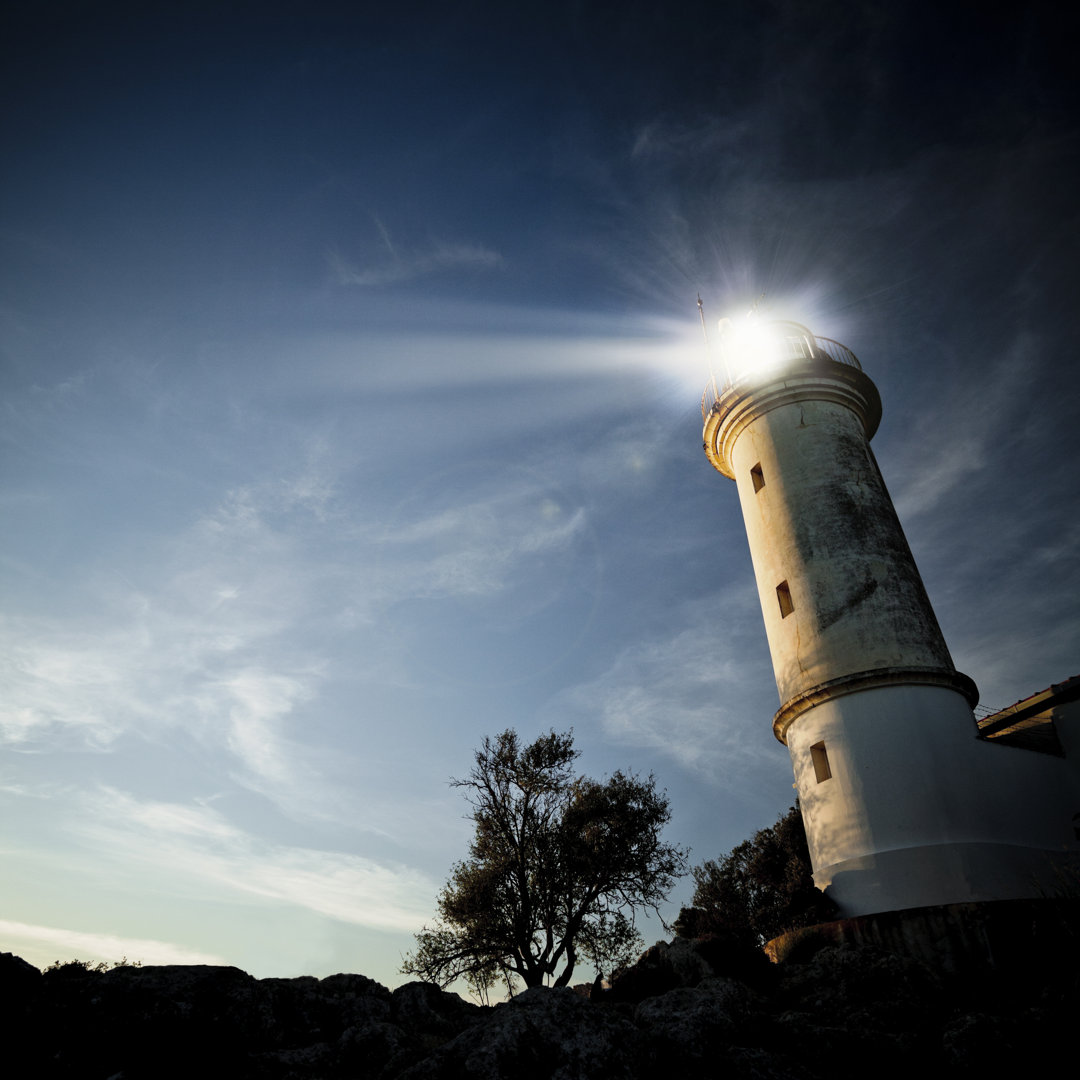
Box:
(702, 316, 1079, 917)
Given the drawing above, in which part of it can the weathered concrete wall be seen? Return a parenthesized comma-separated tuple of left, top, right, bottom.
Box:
(727, 390, 961, 722)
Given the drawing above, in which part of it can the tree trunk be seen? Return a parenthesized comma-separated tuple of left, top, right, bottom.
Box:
(553, 942, 576, 987)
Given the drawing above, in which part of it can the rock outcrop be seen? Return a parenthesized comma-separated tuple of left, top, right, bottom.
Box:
(4, 936, 1075, 1078)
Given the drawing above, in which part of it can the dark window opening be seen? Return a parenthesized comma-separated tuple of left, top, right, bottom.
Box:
(776, 580, 794, 618)
(751, 463, 765, 493)
(811, 742, 832, 783)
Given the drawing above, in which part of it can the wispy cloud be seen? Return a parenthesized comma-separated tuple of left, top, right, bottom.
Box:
(0, 457, 342, 821)
(0, 602, 317, 751)
(375, 473, 591, 605)
(891, 329, 1039, 520)
(79, 788, 436, 934)
(552, 586, 776, 784)
(329, 219, 502, 287)
(0, 620, 146, 750)
(0, 919, 228, 968)
(630, 116, 754, 161)
(223, 668, 315, 786)
(0, 432, 603, 809)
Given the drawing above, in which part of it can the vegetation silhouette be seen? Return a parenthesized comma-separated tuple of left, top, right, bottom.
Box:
(676, 804, 837, 946)
(43, 957, 142, 977)
(402, 729, 687, 999)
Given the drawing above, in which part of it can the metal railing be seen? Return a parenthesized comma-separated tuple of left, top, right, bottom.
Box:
(700, 329, 861, 422)
(814, 336, 861, 370)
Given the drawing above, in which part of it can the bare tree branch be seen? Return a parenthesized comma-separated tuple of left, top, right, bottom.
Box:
(401, 729, 688, 994)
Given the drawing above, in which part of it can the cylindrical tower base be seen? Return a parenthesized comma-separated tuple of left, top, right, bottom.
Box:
(788, 683, 1080, 916)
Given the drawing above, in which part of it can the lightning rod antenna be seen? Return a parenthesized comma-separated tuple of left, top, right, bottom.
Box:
(698, 293, 723, 404)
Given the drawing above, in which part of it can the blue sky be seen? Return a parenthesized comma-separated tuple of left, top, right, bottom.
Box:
(2, 2, 1078, 985)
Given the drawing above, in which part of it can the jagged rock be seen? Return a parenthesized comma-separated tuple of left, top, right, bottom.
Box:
(3, 940, 1073, 1080)
(771, 1008, 922, 1078)
(608, 935, 768, 1003)
(391, 980, 483, 1037)
(775, 944, 942, 1030)
(766, 946, 946, 1075)
(0, 951, 42, 982)
(608, 939, 707, 1002)
(38, 964, 270, 1078)
(247, 1040, 337, 1079)
(635, 985, 737, 1046)
(320, 971, 391, 1004)
(941, 1012, 1021, 1071)
(261, 971, 392, 1045)
(338, 1019, 414, 1076)
(722, 1046, 819, 1080)
(939, 1007, 1070, 1073)
(632, 977, 772, 1078)
(0, 951, 41, 1006)
(3, 953, 44, 1076)
(395, 985, 639, 1079)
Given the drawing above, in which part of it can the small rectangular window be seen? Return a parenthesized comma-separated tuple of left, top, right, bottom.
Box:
(776, 580, 794, 618)
(810, 742, 832, 783)
(750, 463, 765, 493)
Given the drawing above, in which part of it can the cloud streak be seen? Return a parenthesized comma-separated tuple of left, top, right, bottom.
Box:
(329, 220, 502, 287)
(553, 586, 776, 785)
(0, 920, 228, 968)
(79, 788, 437, 934)
(0, 462, 341, 817)
(377, 485, 590, 605)
(0, 430, 609, 813)
(890, 329, 1040, 520)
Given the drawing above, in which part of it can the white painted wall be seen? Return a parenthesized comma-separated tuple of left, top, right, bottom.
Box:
(787, 684, 1080, 913)
(704, 348, 1080, 916)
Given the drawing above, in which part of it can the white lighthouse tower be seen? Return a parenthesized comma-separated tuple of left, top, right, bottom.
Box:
(702, 316, 1079, 917)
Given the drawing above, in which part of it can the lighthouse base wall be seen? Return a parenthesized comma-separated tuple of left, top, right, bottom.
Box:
(765, 897, 1080, 977)
(815, 841, 1080, 916)
(787, 683, 1080, 915)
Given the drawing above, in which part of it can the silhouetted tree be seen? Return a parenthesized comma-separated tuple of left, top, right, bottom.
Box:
(677, 804, 836, 946)
(402, 729, 687, 996)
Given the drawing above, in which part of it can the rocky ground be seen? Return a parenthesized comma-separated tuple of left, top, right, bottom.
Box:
(3, 934, 1076, 1078)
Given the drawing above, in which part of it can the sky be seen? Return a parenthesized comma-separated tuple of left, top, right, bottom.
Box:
(2, 1, 1078, 988)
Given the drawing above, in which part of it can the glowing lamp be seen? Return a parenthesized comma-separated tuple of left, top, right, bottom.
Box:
(717, 317, 820, 385)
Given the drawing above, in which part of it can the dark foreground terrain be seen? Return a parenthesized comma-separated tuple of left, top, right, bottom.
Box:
(4, 934, 1076, 1079)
